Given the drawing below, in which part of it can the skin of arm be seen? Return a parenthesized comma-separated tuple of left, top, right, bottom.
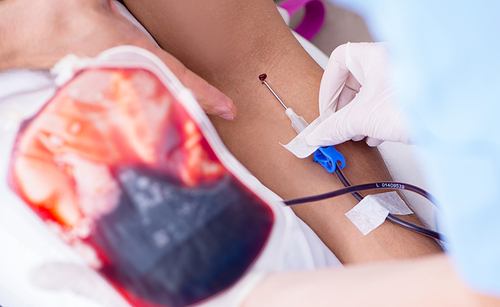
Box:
(123, 0, 441, 264)
(1, 1, 497, 306)
(0, 0, 236, 120)
(123, 4, 500, 305)
(242, 254, 500, 307)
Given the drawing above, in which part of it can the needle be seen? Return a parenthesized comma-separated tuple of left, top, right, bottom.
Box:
(259, 73, 309, 134)
(259, 74, 287, 110)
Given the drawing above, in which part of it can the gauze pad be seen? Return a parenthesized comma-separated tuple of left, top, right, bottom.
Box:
(345, 192, 412, 236)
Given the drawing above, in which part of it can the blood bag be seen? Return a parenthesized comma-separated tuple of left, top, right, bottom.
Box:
(7, 47, 285, 307)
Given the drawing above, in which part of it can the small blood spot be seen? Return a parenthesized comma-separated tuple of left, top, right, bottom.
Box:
(258, 74, 267, 82)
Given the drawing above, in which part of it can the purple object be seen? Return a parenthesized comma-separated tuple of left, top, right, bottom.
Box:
(280, 0, 326, 40)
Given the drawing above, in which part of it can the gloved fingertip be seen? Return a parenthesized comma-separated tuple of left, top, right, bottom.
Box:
(305, 135, 324, 147)
(366, 137, 383, 147)
(306, 133, 340, 147)
(330, 43, 348, 67)
(351, 135, 364, 142)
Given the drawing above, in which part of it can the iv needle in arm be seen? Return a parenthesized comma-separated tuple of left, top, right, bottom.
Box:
(259, 73, 308, 133)
(259, 74, 287, 109)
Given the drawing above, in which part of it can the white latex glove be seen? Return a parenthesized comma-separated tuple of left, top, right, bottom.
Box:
(307, 42, 410, 147)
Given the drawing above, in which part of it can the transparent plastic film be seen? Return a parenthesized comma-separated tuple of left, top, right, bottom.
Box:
(8, 50, 275, 307)
(285, 108, 308, 134)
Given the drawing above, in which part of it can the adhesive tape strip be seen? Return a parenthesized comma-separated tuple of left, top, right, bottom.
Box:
(345, 192, 413, 236)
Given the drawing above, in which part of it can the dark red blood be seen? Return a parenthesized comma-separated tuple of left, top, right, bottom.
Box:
(9, 67, 275, 307)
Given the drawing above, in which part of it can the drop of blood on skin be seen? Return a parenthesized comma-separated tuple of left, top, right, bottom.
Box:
(259, 74, 267, 82)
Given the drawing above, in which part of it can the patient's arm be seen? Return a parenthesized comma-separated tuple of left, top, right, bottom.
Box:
(0, 0, 236, 120)
(243, 254, 500, 307)
(122, 0, 442, 263)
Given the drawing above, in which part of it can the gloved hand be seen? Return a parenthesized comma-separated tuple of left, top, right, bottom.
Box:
(307, 42, 410, 147)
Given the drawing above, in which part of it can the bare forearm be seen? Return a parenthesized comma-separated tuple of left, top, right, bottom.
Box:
(0, 0, 23, 71)
(0, 0, 164, 72)
(243, 254, 500, 307)
(125, 0, 441, 263)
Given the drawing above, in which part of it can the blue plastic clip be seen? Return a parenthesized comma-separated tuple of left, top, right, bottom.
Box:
(313, 146, 346, 173)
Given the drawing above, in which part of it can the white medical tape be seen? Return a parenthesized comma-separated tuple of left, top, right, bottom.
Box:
(345, 192, 413, 236)
(281, 109, 334, 158)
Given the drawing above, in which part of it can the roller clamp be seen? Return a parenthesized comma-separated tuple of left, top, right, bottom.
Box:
(313, 146, 346, 173)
